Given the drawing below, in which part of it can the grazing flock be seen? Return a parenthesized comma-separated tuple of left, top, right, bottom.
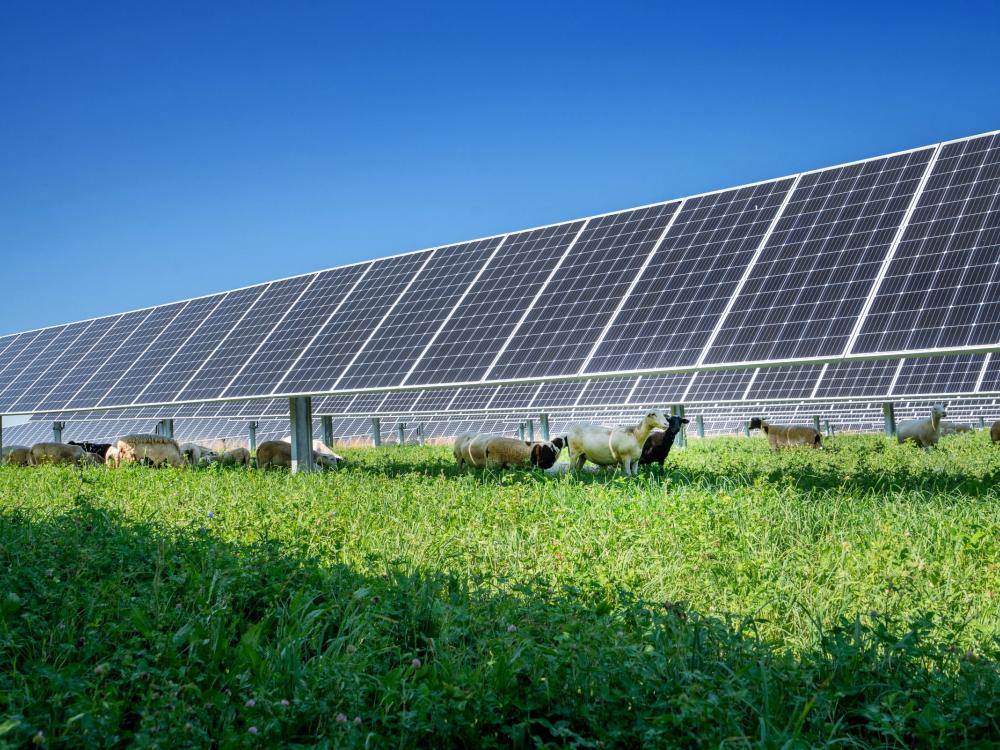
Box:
(3, 405, 999, 475)
(0, 433, 342, 470)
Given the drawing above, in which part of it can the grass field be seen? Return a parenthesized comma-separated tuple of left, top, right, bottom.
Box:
(1, 433, 999, 747)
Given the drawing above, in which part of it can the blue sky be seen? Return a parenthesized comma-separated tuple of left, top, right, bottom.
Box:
(1, 0, 999, 337)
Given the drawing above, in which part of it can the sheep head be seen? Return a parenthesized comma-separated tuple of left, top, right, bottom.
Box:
(666, 415, 689, 434)
(644, 410, 668, 429)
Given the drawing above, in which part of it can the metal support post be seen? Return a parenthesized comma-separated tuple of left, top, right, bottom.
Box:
(882, 402, 896, 437)
(538, 414, 550, 442)
(825, 420, 834, 437)
(289, 397, 315, 474)
(417, 424, 425, 446)
(248, 421, 258, 456)
(526, 419, 534, 442)
(671, 404, 686, 448)
(812, 415, 821, 433)
(695, 414, 705, 439)
(743, 421, 750, 438)
(53, 421, 65, 443)
(0, 415, 4, 459)
(321, 415, 334, 449)
(978, 416, 985, 430)
(517, 423, 525, 441)
(397, 422, 406, 446)
(371, 417, 382, 447)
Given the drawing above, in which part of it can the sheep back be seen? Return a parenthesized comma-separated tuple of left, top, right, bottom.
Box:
(2, 445, 33, 465)
(114, 434, 185, 467)
(992, 420, 1000, 444)
(30, 442, 86, 465)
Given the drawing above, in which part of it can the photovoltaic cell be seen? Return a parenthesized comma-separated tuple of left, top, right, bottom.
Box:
(337, 238, 502, 389)
(0, 334, 22, 371)
(0, 327, 66, 404)
(853, 134, 1000, 353)
(586, 180, 793, 373)
(98, 295, 226, 407)
(278, 252, 431, 395)
(489, 384, 541, 410)
(891, 355, 985, 395)
(705, 148, 935, 364)
(745, 365, 824, 400)
(978, 356, 1000, 393)
(628, 374, 692, 405)
(349, 392, 387, 414)
(315, 394, 355, 414)
(449, 387, 498, 411)
(1, 321, 99, 412)
(531, 381, 587, 408)
(36, 310, 152, 412)
(0, 324, 81, 412)
(813, 360, 900, 398)
(685, 369, 756, 402)
(378, 390, 422, 413)
(406, 222, 585, 386)
(66, 304, 186, 409)
(412, 389, 459, 413)
(577, 378, 636, 406)
(488, 204, 681, 380)
(178, 275, 315, 401)
(135, 286, 268, 404)
(223, 265, 369, 398)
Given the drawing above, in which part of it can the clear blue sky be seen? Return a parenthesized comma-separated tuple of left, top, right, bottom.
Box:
(2, 0, 998, 336)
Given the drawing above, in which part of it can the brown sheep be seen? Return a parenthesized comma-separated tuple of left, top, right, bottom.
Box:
(112, 434, 185, 468)
(991, 420, 1000, 444)
(30, 442, 87, 465)
(2, 445, 33, 466)
(748, 418, 822, 449)
(217, 447, 251, 467)
(256, 440, 339, 470)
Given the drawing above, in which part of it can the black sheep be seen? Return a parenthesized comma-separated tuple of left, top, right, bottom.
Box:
(529, 436, 566, 469)
(68, 441, 113, 462)
(638, 416, 689, 466)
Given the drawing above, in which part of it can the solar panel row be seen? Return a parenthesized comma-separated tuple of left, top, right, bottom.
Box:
(2, 132, 999, 416)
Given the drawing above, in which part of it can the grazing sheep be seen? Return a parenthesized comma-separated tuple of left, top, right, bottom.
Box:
(30, 442, 87, 465)
(2, 445, 33, 466)
(105, 445, 121, 468)
(638, 416, 690, 467)
(938, 420, 973, 436)
(896, 404, 948, 448)
(992, 420, 1000, 444)
(179, 442, 219, 467)
(69, 441, 112, 461)
(748, 418, 822, 450)
(217, 447, 250, 467)
(452, 433, 491, 468)
(568, 410, 668, 477)
(256, 440, 340, 470)
(453, 433, 476, 467)
(483, 435, 565, 469)
(112, 434, 185, 467)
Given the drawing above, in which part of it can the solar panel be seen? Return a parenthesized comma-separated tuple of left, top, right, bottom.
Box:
(1, 321, 99, 413)
(584, 180, 794, 373)
(704, 148, 935, 364)
(891, 355, 985, 395)
(628, 374, 692, 405)
(577, 378, 636, 406)
(411, 389, 459, 412)
(488, 383, 541, 410)
(852, 134, 1000, 354)
(531, 380, 588, 408)
(0, 326, 68, 409)
(449, 386, 499, 411)
(221, 265, 370, 398)
(486, 204, 682, 380)
(378, 390, 422, 414)
(745, 365, 825, 400)
(0, 334, 25, 373)
(684, 370, 756, 402)
(133, 286, 268, 405)
(812, 360, 901, 398)
(404, 222, 585, 385)
(176, 275, 316, 401)
(336, 238, 502, 389)
(979, 355, 1000, 393)
(276, 252, 432, 395)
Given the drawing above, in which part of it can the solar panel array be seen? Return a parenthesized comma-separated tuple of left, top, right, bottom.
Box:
(2, 131, 1000, 418)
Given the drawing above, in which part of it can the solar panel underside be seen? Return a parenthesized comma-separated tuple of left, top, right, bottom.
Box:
(487, 204, 681, 380)
(853, 134, 1000, 354)
(336, 238, 501, 389)
(222, 265, 372, 398)
(405, 223, 585, 385)
(277, 252, 432, 395)
(704, 148, 935, 364)
(585, 180, 793, 372)
(177, 275, 316, 401)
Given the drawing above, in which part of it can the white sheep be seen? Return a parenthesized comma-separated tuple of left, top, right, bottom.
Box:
(29, 442, 87, 465)
(2, 445, 33, 466)
(748, 418, 822, 449)
(897, 404, 947, 448)
(567, 410, 668, 477)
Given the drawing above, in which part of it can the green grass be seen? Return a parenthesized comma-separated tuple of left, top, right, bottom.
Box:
(1, 433, 999, 747)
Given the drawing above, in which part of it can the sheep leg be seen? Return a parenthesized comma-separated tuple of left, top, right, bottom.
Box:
(571, 451, 586, 471)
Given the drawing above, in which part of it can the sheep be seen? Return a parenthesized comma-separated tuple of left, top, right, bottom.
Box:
(938, 420, 973, 436)
(256, 440, 340, 470)
(216, 447, 251, 467)
(68, 441, 112, 462)
(992, 420, 1000, 444)
(112, 434, 186, 467)
(105, 445, 121, 468)
(568, 410, 668, 477)
(638, 416, 690, 467)
(29, 442, 87, 465)
(483, 435, 565, 469)
(453, 433, 476, 467)
(179, 442, 219, 467)
(2, 445, 33, 466)
(896, 404, 947, 448)
(748, 418, 822, 449)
